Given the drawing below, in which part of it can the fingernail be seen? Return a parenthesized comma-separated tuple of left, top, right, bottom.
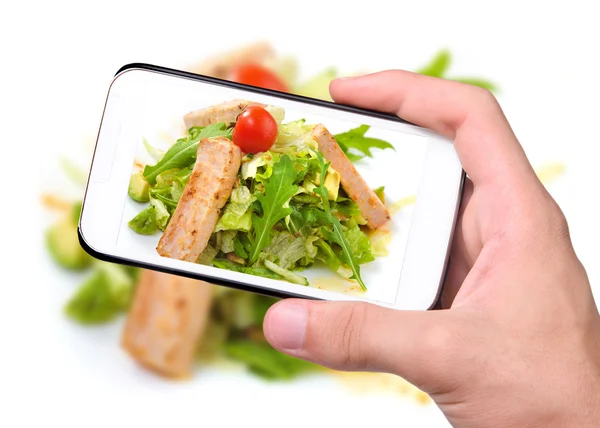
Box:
(267, 302, 307, 350)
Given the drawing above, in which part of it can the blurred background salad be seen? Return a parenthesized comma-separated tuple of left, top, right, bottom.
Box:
(5, 1, 600, 427)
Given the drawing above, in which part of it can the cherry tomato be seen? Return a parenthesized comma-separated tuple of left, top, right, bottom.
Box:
(229, 64, 289, 92)
(232, 106, 278, 154)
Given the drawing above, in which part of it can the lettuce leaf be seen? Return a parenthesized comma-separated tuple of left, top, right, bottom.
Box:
(271, 119, 317, 154)
(220, 230, 237, 254)
(212, 259, 282, 280)
(143, 123, 232, 184)
(214, 186, 255, 232)
(264, 260, 308, 285)
(343, 224, 375, 265)
(197, 244, 219, 265)
(241, 151, 280, 183)
(262, 231, 316, 270)
(151, 198, 170, 230)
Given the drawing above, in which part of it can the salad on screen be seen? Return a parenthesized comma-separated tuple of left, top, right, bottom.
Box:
(127, 99, 394, 291)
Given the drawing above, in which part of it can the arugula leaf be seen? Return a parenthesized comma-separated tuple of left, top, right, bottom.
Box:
(249, 155, 299, 263)
(416, 49, 452, 77)
(321, 219, 366, 290)
(334, 125, 394, 162)
(312, 151, 367, 291)
(233, 237, 248, 259)
(143, 123, 232, 184)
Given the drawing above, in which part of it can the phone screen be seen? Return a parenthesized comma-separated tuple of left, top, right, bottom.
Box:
(109, 70, 429, 305)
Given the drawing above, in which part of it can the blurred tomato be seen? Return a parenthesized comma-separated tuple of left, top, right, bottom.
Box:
(230, 64, 289, 92)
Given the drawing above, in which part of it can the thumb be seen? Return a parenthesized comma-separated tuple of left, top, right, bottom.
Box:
(263, 299, 457, 386)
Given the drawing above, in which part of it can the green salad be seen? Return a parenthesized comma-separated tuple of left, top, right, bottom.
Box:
(128, 108, 394, 291)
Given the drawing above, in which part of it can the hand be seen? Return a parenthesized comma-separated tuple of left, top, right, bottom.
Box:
(263, 71, 600, 428)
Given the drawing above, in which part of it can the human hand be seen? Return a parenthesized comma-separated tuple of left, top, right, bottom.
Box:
(263, 71, 600, 428)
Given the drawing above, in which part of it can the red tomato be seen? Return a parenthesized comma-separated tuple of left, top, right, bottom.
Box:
(230, 64, 289, 92)
(232, 106, 278, 153)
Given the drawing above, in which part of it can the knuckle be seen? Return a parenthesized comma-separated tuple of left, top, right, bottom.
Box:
(548, 203, 570, 239)
(471, 85, 499, 109)
(335, 303, 369, 370)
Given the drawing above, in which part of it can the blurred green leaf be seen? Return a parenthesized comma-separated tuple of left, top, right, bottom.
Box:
(64, 262, 135, 325)
(60, 157, 88, 186)
(225, 340, 320, 380)
(416, 49, 498, 93)
(416, 49, 452, 77)
(71, 201, 83, 224)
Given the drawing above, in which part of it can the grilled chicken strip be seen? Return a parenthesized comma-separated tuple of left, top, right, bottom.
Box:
(121, 270, 214, 378)
(157, 137, 241, 261)
(312, 124, 390, 229)
(184, 99, 265, 129)
(187, 41, 275, 79)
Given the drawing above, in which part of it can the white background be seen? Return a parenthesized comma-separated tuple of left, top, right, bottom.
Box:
(2, 1, 600, 427)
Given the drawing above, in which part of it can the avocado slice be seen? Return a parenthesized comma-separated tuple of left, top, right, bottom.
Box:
(128, 172, 150, 202)
(46, 218, 92, 270)
(324, 168, 341, 200)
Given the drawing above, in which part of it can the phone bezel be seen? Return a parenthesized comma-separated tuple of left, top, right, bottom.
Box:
(78, 63, 466, 309)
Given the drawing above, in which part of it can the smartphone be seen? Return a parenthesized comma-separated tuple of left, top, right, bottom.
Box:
(79, 64, 464, 311)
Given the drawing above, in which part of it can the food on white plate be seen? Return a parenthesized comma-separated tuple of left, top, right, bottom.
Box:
(157, 137, 242, 262)
(121, 270, 215, 377)
(129, 101, 395, 291)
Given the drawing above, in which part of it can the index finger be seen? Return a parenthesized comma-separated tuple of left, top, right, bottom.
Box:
(329, 71, 536, 186)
